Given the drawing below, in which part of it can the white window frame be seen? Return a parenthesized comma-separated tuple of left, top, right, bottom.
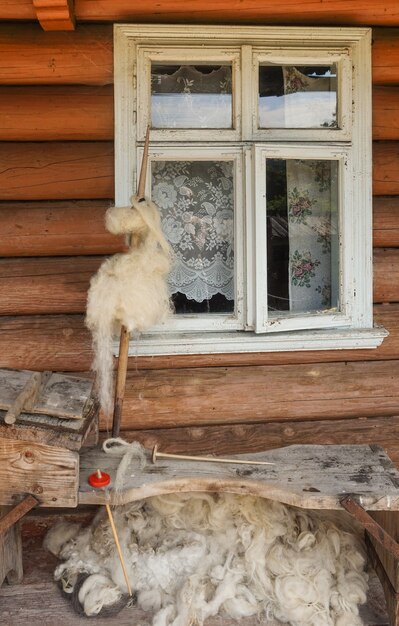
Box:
(114, 24, 387, 356)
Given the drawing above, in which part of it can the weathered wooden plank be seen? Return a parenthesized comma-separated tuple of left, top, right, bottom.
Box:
(98, 360, 399, 430)
(369, 511, 399, 592)
(0, 437, 78, 507)
(374, 197, 399, 248)
(0, 197, 395, 258)
(0, 519, 23, 587)
(0, 24, 113, 85)
(374, 142, 399, 196)
(0, 304, 398, 372)
(373, 28, 399, 86)
(0, 142, 114, 201)
(0, 86, 113, 141)
(79, 444, 399, 509)
(0, 257, 103, 315)
(374, 249, 399, 303)
(0, 200, 125, 257)
(373, 87, 399, 140)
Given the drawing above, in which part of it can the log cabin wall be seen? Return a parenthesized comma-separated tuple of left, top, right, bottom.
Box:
(1, 2, 399, 462)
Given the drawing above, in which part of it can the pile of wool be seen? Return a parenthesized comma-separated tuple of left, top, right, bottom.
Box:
(85, 197, 173, 415)
(45, 492, 368, 626)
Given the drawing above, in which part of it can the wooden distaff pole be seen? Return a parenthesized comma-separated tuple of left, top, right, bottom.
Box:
(112, 128, 150, 438)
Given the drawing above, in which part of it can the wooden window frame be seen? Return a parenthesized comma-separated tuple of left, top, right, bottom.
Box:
(114, 24, 387, 356)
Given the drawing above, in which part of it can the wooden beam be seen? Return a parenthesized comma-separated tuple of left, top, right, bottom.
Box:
(0, 142, 114, 201)
(0, 304, 397, 372)
(373, 142, 399, 196)
(75, 1, 399, 27)
(0, 86, 113, 141)
(32, 0, 75, 31)
(373, 197, 399, 248)
(96, 360, 399, 430)
(0, 24, 112, 85)
(0, 197, 395, 258)
(373, 87, 399, 140)
(373, 28, 399, 86)
(374, 249, 399, 303)
(0, 201, 125, 257)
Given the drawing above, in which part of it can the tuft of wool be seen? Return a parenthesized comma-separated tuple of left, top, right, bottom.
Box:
(86, 197, 173, 415)
(47, 492, 368, 626)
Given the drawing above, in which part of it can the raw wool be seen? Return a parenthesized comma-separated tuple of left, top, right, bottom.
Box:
(86, 196, 173, 415)
(46, 492, 368, 625)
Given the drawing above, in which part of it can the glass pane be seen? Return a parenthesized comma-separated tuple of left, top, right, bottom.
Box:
(151, 160, 235, 314)
(151, 64, 233, 129)
(266, 158, 339, 314)
(259, 65, 337, 129)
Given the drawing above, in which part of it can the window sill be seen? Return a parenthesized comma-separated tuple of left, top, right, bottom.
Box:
(118, 324, 388, 357)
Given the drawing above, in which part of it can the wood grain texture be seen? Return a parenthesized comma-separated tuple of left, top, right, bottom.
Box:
(0, 248, 395, 315)
(374, 249, 399, 303)
(0, 304, 398, 372)
(366, 538, 399, 626)
(0, 84, 397, 142)
(79, 444, 399, 509)
(373, 28, 399, 86)
(0, 256, 103, 315)
(374, 142, 399, 196)
(75, 1, 399, 27)
(0, 521, 23, 587)
(0, 437, 78, 507)
(0, 86, 113, 141)
(97, 360, 399, 430)
(0, 200, 125, 257)
(373, 87, 399, 140)
(369, 511, 399, 592)
(0, 142, 114, 201)
(33, 0, 76, 31)
(0, 24, 113, 85)
(0, 197, 395, 258)
(374, 197, 399, 248)
(0, 140, 395, 201)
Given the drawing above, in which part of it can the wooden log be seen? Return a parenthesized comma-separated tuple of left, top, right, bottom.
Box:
(0, 24, 113, 85)
(0, 437, 78, 507)
(373, 28, 399, 86)
(0, 84, 397, 142)
(374, 248, 399, 303)
(373, 142, 399, 196)
(0, 0, 35, 20)
(0, 201, 125, 257)
(117, 415, 399, 458)
(0, 142, 114, 201)
(0, 257, 103, 315)
(0, 304, 398, 372)
(76, 2, 399, 27)
(373, 87, 399, 140)
(0, 197, 395, 258)
(0, 86, 113, 141)
(373, 197, 399, 248)
(97, 360, 399, 430)
(0, 246, 396, 316)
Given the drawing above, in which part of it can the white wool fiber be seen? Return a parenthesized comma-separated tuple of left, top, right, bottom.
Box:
(43, 521, 81, 557)
(102, 437, 147, 492)
(49, 492, 368, 626)
(86, 197, 173, 415)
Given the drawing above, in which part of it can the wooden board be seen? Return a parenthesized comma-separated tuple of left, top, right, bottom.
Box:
(79, 444, 399, 510)
(0, 142, 113, 201)
(0, 24, 113, 85)
(0, 370, 94, 420)
(0, 86, 113, 141)
(0, 304, 398, 373)
(0, 437, 78, 507)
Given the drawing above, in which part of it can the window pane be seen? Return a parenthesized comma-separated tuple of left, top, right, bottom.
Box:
(151, 64, 233, 129)
(259, 65, 337, 129)
(266, 159, 339, 314)
(151, 160, 235, 314)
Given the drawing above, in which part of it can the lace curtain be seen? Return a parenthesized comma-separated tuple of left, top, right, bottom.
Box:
(152, 160, 234, 304)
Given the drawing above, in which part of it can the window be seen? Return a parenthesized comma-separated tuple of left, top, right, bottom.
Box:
(114, 24, 387, 355)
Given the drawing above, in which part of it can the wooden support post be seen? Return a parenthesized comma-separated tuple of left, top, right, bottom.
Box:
(112, 326, 130, 438)
(0, 495, 38, 588)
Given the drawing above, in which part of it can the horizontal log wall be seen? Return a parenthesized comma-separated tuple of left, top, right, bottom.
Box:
(1, 16, 399, 462)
